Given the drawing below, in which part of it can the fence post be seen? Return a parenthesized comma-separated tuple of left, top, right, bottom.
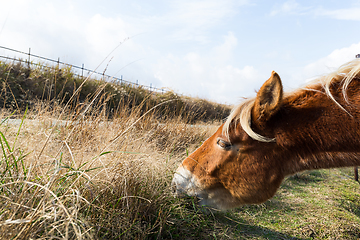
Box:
(28, 48, 31, 68)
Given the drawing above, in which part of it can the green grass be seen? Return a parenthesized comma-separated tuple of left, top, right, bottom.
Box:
(210, 169, 360, 239)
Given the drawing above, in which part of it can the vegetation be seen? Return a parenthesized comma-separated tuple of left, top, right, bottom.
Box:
(0, 60, 230, 123)
(0, 60, 360, 239)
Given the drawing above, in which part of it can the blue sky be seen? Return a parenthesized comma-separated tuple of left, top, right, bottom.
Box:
(0, 0, 360, 104)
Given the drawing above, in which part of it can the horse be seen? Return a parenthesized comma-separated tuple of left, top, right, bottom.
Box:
(171, 59, 360, 210)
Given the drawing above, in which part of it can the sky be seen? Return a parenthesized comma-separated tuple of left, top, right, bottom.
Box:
(0, 0, 360, 104)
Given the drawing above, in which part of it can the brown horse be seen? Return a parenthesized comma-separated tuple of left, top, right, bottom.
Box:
(172, 59, 360, 210)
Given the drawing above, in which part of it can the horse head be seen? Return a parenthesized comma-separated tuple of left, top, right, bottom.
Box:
(172, 71, 285, 209)
(172, 59, 360, 209)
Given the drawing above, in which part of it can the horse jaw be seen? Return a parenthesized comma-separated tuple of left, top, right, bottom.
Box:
(171, 165, 241, 210)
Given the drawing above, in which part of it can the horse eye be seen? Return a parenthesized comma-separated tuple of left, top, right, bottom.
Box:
(217, 139, 232, 149)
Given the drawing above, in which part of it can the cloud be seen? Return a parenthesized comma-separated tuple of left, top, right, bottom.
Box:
(303, 42, 360, 79)
(213, 32, 238, 63)
(0, 0, 256, 103)
(0, 0, 147, 78)
(270, 0, 310, 16)
(270, 1, 360, 21)
(314, 7, 360, 21)
(85, 14, 129, 52)
(156, 0, 249, 43)
(0, 1, 89, 58)
(170, 0, 248, 25)
(154, 32, 263, 104)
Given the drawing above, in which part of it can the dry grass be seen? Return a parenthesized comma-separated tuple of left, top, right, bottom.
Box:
(0, 60, 230, 123)
(0, 59, 225, 239)
(0, 92, 217, 239)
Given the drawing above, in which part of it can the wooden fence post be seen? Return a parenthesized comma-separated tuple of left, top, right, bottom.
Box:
(355, 167, 359, 182)
(28, 48, 31, 68)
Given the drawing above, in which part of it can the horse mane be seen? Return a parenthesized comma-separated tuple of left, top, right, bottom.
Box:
(223, 59, 360, 142)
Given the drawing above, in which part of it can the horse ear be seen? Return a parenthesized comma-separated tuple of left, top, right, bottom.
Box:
(252, 71, 283, 125)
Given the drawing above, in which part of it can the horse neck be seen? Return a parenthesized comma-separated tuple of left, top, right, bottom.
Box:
(273, 85, 360, 175)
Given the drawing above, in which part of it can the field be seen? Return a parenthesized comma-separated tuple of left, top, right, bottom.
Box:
(1, 61, 360, 239)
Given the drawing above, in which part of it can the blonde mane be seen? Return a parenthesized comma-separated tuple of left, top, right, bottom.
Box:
(223, 59, 360, 142)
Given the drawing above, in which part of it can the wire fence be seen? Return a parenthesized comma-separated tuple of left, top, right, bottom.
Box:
(0, 45, 168, 94)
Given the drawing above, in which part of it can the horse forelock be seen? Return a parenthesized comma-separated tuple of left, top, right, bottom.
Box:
(223, 58, 360, 142)
(223, 97, 275, 143)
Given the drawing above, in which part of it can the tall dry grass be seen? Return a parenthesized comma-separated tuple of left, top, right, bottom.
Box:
(0, 60, 230, 123)
(0, 74, 219, 239)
